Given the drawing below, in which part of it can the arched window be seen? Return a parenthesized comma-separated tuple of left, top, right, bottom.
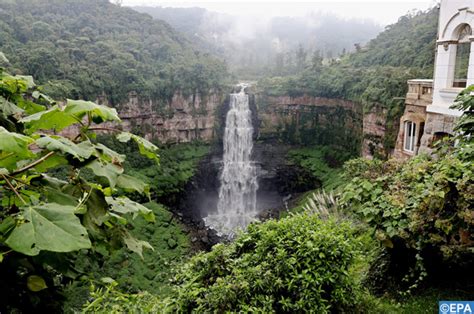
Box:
(453, 24, 471, 88)
(404, 121, 416, 152)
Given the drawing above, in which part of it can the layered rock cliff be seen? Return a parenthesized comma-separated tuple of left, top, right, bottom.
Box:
(101, 89, 391, 161)
(362, 105, 389, 159)
(254, 94, 363, 154)
(99, 90, 226, 144)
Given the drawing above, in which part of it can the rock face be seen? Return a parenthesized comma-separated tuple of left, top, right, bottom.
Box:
(254, 94, 363, 154)
(107, 90, 225, 143)
(362, 105, 389, 159)
(418, 112, 456, 155)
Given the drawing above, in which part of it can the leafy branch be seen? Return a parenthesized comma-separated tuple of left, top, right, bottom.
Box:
(10, 151, 55, 176)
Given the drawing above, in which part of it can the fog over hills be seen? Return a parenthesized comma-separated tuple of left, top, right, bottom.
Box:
(133, 6, 382, 77)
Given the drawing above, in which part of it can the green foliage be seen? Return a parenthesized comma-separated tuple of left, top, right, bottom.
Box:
(83, 280, 166, 313)
(287, 145, 353, 190)
(116, 132, 159, 163)
(63, 202, 190, 312)
(5, 203, 91, 256)
(98, 135, 210, 199)
(170, 213, 361, 312)
(340, 96, 474, 293)
(0, 0, 228, 104)
(342, 147, 473, 252)
(359, 288, 474, 314)
(0, 68, 159, 309)
(349, 9, 438, 69)
(451, 85, 474, 139)
(340, 144, 473, 290)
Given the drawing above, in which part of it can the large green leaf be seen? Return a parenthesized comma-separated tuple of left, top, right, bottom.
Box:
(27, 275, 48, 292)
(86, 160, 123, 188)
(32, 154, 68, 173)
(0, 126, 33, 154)
(0, 96, 24, 117)
(32, 90, 55, 106)
(0, 74, 28, 94)
(21, 100, 120, 133)
(94, 143, 125, 164)
(36, 136, 94, 161)
(15, 98, 46, 115)
(20, 105, 78, 133)
(116, 174, 150, 197)
(64, 99, 120, 123)
(106, 196, 155, 222)
(116, 132, 159, 163)
(0, 127, 34, 169)
(123, 231, 153, 259)
(15, 75, 35, 89)
(5, 203, 91, 256)
(84, 188, 109, 226)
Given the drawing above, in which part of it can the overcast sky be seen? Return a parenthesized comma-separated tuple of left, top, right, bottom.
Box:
(122, 0, 438, 25)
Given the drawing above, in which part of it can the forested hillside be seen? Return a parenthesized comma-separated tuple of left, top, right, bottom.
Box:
(257, 7, 438, 154)
(350, 8, 438, 68)
(0, 0, 229, 105)
(259, 7, 438, 101)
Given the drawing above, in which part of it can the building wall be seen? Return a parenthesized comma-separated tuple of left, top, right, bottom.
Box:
(430, 0, 472, 117)
(394, 1, 470, 158)
(393, 80, 432, 159)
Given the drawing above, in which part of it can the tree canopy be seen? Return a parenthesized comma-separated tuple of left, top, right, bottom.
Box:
(0, 0, 229, 105)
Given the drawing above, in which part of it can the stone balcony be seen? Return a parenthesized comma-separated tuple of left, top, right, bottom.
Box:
(405, 79, 433, 106)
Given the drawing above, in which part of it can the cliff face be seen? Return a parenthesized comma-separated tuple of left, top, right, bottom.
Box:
(254, 94, 363, 154)
(362, 106, 388, 159)
(105, 90, 225, 143)
(106, 90, 390, 160)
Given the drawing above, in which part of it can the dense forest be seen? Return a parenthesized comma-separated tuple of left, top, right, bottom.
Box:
(0, 0, 229, 105)
(1, 0, 473, 313)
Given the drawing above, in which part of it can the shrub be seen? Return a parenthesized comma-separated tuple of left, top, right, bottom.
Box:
(83, 280, 167, 313)
(340, 145, 473, 292)
(170, 213, 362, 312)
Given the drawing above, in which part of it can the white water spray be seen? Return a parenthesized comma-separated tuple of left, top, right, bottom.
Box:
(204, 83, 258, 235)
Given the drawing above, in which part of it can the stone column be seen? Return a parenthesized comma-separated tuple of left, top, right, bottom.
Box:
(432, 41, 458, 106)
(467, 36, 474, 86)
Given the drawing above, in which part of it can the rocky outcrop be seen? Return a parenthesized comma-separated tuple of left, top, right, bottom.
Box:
(104, 90, 225, 143)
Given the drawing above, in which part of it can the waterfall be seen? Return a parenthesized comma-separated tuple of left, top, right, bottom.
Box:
(204, 83, 258, 236)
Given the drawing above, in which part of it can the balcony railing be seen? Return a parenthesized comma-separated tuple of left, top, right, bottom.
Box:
(406, 79, 433, 106)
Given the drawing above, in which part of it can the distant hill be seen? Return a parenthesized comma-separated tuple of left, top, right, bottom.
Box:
(133, 6, 382, 78)
(350, 8, 438, 68)
(0, 0, 228, 105)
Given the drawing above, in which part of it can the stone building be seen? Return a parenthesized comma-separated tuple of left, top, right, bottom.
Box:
(394, 0, 471, 159)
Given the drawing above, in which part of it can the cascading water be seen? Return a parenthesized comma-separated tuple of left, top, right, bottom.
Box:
(204, 83, 258, 236)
